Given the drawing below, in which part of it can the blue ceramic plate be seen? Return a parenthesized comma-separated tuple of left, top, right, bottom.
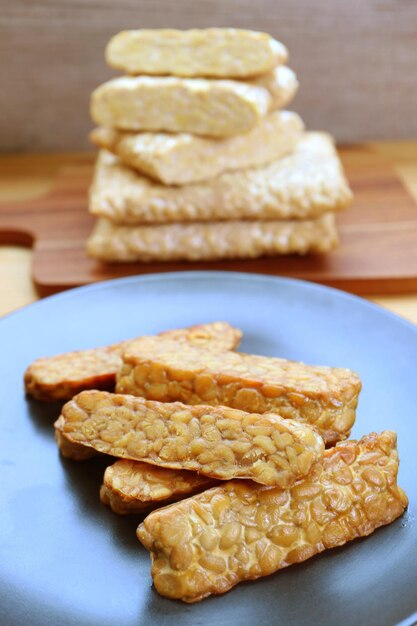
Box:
(1, 271, 416, 626)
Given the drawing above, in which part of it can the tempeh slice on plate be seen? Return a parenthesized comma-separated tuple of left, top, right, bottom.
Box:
(106, 28, 287, 78)
(24, 321, 241, 402)
(100, 460, 217, 514)
(55, 390, 324, 487)
(55, 427, 97, 460)
(137, 431, 408, 603)
(117, 339, 361, 445)
(86, 213, 339, 263)
(90, 110, 303, 186)
(88, 134, 352, 224)
(91, 76, 271, 137)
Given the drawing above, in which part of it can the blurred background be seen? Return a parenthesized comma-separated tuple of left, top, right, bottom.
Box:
(1, 0, 417, 151)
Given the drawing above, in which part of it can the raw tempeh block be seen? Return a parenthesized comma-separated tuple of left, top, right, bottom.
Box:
(24, 321, 241, 402)
(55, 390, 324, 487)
(106, 28, 287, 78)
(89, 111, 303, 185)
(88, 133, 352, 224)
(137, 431, 408, 603)
(117, 339, 361, 445)
(86, 213, 338, 263)
(250, 66, 298, 110)
(100, 460, 217, 514)
(90, 76, 271, 137)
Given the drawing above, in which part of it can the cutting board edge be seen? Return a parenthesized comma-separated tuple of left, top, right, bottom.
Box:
(32, 272, 417, 299)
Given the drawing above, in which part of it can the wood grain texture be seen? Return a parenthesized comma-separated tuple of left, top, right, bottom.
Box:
(1, 0, 417, 151)
(0, 247, 37, 315)
(1, 147, 417, 297)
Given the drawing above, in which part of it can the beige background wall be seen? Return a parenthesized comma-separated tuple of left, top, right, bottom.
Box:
(1, 0, 417, 151)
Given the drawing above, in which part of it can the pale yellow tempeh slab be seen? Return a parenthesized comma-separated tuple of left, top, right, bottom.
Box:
(90, 76, 271, 137)
(55, 390, 324, 487)
(137, 432, 408, 603)
(250, 66, 298, 110)
(117, 338, 361, 445)
(89, 133, 352, 224)
(100, 460, 217, 514)
(106, 28, 287, 78)
(86, 213, 338, 263)
(90, 111, 303, 185)
(24, 321, 241, 402)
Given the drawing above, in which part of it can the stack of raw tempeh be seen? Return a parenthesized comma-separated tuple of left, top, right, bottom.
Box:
(87, 29, 353, 262)
(25, 322, 408, 603)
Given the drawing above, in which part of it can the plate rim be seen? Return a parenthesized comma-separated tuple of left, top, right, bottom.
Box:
(2, 270, 416, 336)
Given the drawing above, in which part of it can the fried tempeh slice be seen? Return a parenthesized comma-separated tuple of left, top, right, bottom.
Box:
(90, 111, 303, 186)
(25, 343, 124, 402)
(91, 76, 271, 137)
(55, 414, 220, 526)
(88, 134, 352, 224)
(106, 28, 287, 78)
(137, 431, 408, 603)
(24, 321, 242, 402)
(54, 425, 97, 460)
(56, 390, 324, 487)
(100, 460, 217, 514)
(86, 213, 339, 263)
(117, 339, 361, 445)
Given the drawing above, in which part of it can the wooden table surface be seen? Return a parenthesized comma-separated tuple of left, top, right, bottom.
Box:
(1, 142, 417, 324)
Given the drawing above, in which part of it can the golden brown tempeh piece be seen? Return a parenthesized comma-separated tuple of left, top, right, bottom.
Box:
(90, 111, 303, 186)
(56, 390, 324, 487)
(24, 321, 242, 402)
(55, 417, 220, 520)
(25, 343, 123, 402)
(88, 134, 352, 225)
(137, 431, 408, 603)
(106, 28, 287, 78)
(86, 214, 339, 263)
(91, 76, 271, 137)
(117, 339, 361, 445)
(55, 426, 97, 460)
(100, 460, 217, 514)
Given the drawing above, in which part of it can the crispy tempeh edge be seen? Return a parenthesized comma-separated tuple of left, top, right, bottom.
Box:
(117, 339, 361, 446)
(137, 431, 408, 603)
(100, 460, 218, 515)
(55, 390, 324, 487)
(24, 321, 242, 402)
(55, 426, 97, 460)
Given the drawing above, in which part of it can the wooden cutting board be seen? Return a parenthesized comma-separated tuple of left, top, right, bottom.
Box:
(1, 147, 417, 297)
